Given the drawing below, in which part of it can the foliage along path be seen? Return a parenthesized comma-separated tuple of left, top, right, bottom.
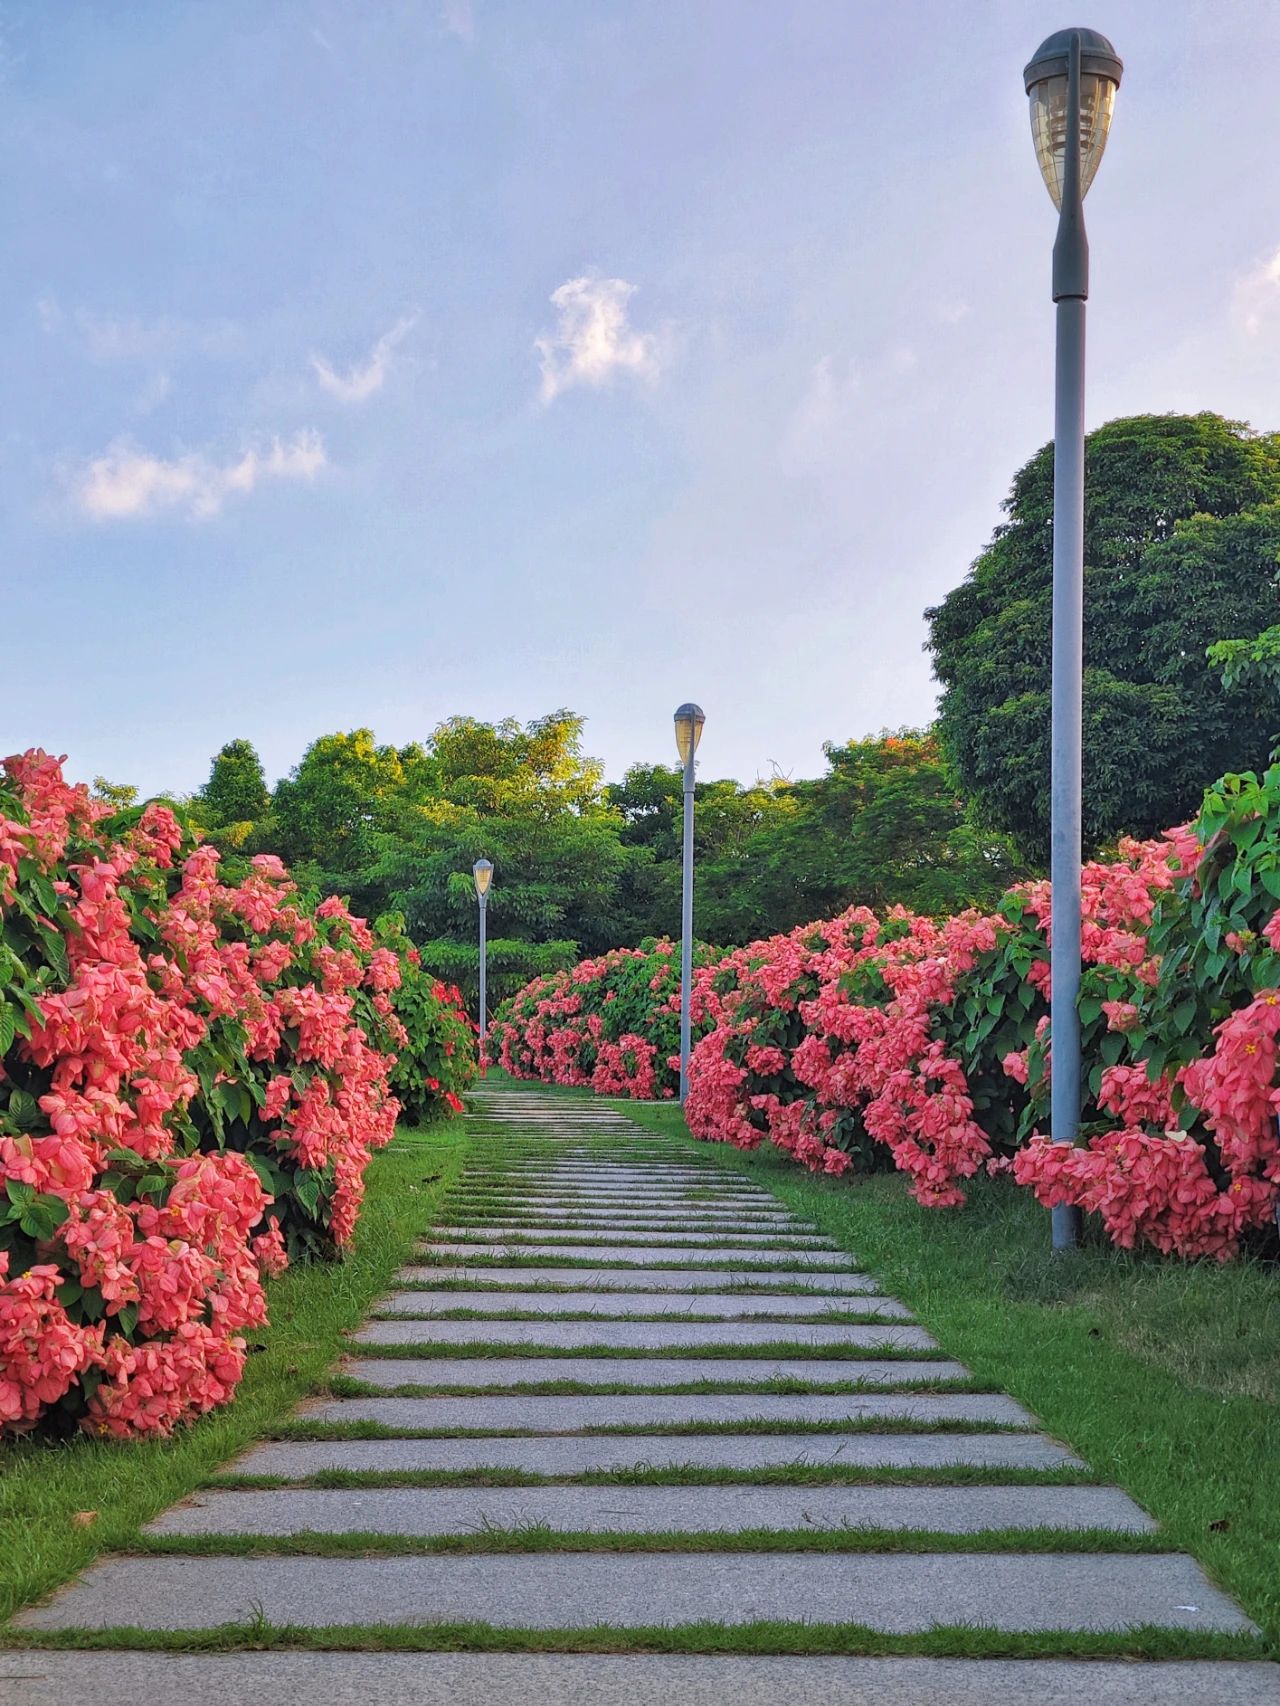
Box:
(4, 1084, 1276, 1705)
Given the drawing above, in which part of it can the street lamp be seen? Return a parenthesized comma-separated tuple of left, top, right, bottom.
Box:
(1024, 28, 1122, 1250)
(673, 703, 705, 1103)
(473, 857, 493, 1044)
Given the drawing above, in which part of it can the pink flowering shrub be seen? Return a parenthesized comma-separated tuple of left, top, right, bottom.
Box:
(498, 759, 1280, 1262)
(1, 750, 475, 1439)
(490, 940, 737, 1100)
(368, 912, 476, 1123)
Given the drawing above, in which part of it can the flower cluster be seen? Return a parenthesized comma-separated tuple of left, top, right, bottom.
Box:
(1, 750, 475, 1438)
(498, 758, 1280, 1261)
(490, 941, 738, 1100)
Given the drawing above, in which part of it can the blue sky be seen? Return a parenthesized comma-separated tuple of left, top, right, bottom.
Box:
(4, 0, 1280, 798)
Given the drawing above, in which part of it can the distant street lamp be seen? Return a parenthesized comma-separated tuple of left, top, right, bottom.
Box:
(674, 703, 706, 1103)
(473, 857, 493, 1043)
(1024, 28, 1122, 1250)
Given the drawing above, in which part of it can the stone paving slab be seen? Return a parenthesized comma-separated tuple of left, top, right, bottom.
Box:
(534, 1168, 743, 1182)
(228, 1429, 1086, 1477)
(304, 1391, 1027, 1429)
(17, 1550, 1256, 1632)
(378, 1289, 910, 1319)
(396, 1265, 880, 1292)
(4, 1654, 1278, 1706)
(341, 1354, 961, 1389)
(457, 1187, 788, 1201)
(418, 1243, 858, 1269)
(440, 1207, 802, 1221)
(423, 1232, 842, 1252)
(147, 1482, 1156, 1537)
(354, 1319, 930, 1351)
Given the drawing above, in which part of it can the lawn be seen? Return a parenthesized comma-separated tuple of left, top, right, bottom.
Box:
(0, 1123, 469, 1624)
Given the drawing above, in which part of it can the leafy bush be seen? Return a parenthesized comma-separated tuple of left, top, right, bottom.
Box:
(374, 913, 477, 1123)
(0, 750, 473, 1440)
(491, 940, 736, 1099)
(499, 767, 1280, 1261)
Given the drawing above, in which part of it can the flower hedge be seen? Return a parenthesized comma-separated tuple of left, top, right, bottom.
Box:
(489, 940, 735, 1099)
(496, 762, 1280, 1262)
(1, 751, 475, 1440)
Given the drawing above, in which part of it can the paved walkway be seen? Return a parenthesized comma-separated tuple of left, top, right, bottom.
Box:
(6, 1086, 1274, 1704)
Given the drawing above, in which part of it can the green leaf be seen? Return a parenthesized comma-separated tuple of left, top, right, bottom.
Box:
(19, 1192, 70, 1241)
(6, 1089, 41, 1132)
(292, 1172, 323, 1217)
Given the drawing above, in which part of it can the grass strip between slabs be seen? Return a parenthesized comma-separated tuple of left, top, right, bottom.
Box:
(271, 1416, 1033, 1441)
(133, 1525, 1173, 1560)
(3, 1618, 1268, 1664)
(201, 1464, 1101, 1490)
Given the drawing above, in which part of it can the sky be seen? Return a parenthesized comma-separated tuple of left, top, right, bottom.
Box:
(4, 0, 1280, 799)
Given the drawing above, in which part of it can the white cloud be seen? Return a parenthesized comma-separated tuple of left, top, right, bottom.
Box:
(535, 276, 661, 403)
(311, 314, 418, 404)
(74, 430, 326, 522)
(1233, 246, 1280, 336)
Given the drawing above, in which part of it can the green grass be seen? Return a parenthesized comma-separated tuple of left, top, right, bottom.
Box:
(5, 1618, 1267, 1663)
(268, 1415, 1029, 1441)
(327, 1375, 977, 1399)
(344, 1339, 946, 1361)
(0, 1125, 469, 1625)
(134, 1524, 1171, 1559)
(202, 1463, 1099, 1490)
(606, 1095, 1280, 1647)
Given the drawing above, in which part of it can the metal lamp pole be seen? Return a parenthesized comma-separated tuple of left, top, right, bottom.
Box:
(674, 703, 705, 1103)
(473, 858, 493, 1043)
(1024, 29, 1122, 1250)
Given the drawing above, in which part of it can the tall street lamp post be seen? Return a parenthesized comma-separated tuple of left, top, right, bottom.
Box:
(473, 857, 493, 1045)
(674, 703, 706, 1104)
(1024, 28, 1122, 1250)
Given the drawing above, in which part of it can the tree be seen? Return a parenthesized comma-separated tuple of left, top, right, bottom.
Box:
(91, 777, 139, 810)
(370, 712, 635, 999)
(711, 732, 1021, 935)
(926, 413, 1280, 858)
(195, 739, 270, 829)
(267, 730, 435, 909)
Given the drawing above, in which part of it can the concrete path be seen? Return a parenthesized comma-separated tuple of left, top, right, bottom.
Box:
(11, 1083, 1270, 1703)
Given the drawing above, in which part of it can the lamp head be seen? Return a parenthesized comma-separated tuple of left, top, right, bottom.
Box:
(673, 703, 706, 767)
(472, 857, 493, 899)
(1024, 27, 1122, 209)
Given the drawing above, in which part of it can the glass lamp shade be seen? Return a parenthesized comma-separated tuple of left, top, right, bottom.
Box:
(1028, 72, 1116, 208)
(1024, 28, 1122, 210)
(472, 858, 493, 898)
(673, 703, 706, 766)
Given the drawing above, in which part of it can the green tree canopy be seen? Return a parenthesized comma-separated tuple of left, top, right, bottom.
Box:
(926, 413, 1280, 858)
(194, 738, 270, 830)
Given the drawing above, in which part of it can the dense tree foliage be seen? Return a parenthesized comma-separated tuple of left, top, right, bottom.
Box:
(190, 718, 1014, 1013)
(193, 739, 270, 836)
(926, 414, 1280, 860)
